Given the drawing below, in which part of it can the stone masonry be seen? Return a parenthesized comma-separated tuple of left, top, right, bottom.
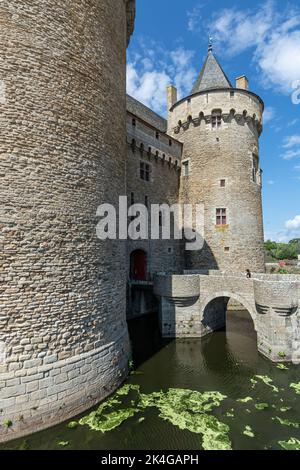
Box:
(154, 271, 300, 364)
(0, 0, 135, 442)
(1, 0, 299, 443)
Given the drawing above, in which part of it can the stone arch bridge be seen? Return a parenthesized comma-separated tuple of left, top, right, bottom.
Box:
(154, 271, 300, 364)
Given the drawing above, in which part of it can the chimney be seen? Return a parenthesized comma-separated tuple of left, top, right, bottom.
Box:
(167, 85, 177, 111)
(236, 75, 249, 90)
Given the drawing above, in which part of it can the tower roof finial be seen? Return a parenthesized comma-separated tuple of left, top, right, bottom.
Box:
(208, 35, 213, 52)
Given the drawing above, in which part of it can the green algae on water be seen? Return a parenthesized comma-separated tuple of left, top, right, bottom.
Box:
(67, 421, 78, 429)
(278, 438, 300, 450)
(290, 382, 300, 395)
(237, 397, 253, 403)
(253, 375, 279, 393)
(277, 364, 289, 370)
(273, 416, 299, 429)
(79, 408, 139, 433)
(79, 387, 232, 449)
(243, 425, 255, 438)
(139, 388, 231, 450)
(255, 403, 269, 410)
(58, 441, 70, 447)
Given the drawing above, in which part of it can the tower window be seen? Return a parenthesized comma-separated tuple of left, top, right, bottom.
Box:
(252, 154, 259, 183)
(140, 161, 151, 182)
(132, 117, 136, 127)
(182, 160, 190, 177)
(169, 139, 172, 146)
(220, 179, 226, 187)
(212, 114, 222, 129)
(156, 131, 159, 139)
(216, 208, 227, 226)
(224, 247, 230, 252)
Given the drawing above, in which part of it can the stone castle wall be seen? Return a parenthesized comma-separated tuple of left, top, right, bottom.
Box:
(126, 104, 184, 278)
(0, 0, 134, 442)
(168, 89, 265, 273)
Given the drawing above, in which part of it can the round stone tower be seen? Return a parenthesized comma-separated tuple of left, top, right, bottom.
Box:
(167, 46, 265, 273)
(0, 0, 135, 441)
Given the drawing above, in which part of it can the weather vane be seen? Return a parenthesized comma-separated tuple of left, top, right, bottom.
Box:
(208, 34, 213, 52)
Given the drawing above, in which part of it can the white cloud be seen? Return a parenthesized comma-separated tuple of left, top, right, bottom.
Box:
(127, 43, 197, 115)
(267, 180, 275, 185)
(207, 1, 300, 93)
(281, 135, 300, 159)
(187, 4, 207, 32)
(285, 215, 300, 230)
(283, 135, 300, 148)
(288, 118, 299, 127)
(263, 106, 276, 124)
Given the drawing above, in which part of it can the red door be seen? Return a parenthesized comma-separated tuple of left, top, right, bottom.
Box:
(131, 250, 147, 281)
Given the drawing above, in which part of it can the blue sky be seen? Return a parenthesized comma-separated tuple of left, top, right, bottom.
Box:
(127, 0, 300, 242)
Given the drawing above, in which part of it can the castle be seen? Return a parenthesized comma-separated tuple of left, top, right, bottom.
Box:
(0, 0, 299, 443)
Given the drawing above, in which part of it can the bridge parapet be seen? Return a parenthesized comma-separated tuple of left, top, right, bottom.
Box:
(154, 271, 300, 363)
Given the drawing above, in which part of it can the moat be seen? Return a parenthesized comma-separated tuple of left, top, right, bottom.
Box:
(1, 311, 300, 451)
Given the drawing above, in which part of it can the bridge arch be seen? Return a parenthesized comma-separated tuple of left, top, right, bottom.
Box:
(200, 291, 257, 331)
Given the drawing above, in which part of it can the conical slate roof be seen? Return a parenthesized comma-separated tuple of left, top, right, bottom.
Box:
(191, 48, 232, 94)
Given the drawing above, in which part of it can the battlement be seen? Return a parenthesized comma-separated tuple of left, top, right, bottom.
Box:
(127, 100, 183, 169)
(168, 88, 263, 135)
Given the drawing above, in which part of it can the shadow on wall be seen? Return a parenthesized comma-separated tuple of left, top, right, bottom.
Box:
(185, 240, 219, 271)
(202, 296, 228, 332)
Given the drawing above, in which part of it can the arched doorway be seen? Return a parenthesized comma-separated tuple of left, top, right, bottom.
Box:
(130, 249, 147, 281)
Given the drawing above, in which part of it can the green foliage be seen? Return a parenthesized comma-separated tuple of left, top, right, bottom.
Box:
(3, 420, 12, 428)
(278, 352, 286, 359)
(264, 239, 300, 260)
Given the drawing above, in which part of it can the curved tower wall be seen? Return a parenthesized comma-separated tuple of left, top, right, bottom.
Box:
(168, 89, 265, 272)
(0, 0, 135, 441)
